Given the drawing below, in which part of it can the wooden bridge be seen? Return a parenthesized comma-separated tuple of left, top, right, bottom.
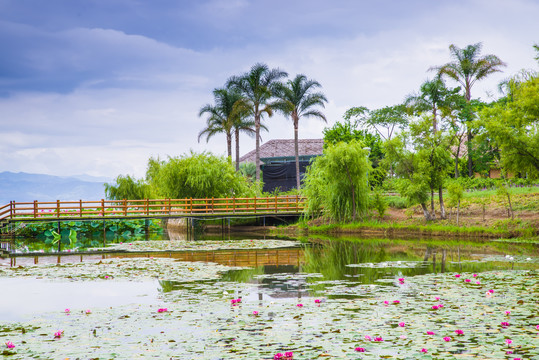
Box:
(0, 196, 305, 234)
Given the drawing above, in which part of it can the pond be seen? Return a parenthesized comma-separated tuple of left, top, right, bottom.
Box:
(1, 233, 538, 359)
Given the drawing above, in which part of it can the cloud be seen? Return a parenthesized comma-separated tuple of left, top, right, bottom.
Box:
(0, 0, 538, 179)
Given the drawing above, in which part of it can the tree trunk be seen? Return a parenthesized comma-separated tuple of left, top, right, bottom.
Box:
(467, 128, 474, 177)
(235, 128, 240, 172)
(430, 189, 435, 215)
(255, 113, 261, 182)
(226, 132, 232, 161)
(438, 184, 446, 219)
(344, 164, 356, 221)
(454, 142, 460, 178)
(294, 116, 300, 191)
(507, 193, 514, 220)
(420, 203, 434, 221)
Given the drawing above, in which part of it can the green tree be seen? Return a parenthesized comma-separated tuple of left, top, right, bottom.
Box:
(302, 140, 371, 222)
(323, 119, 384, 187)
(149, 152, 257, 199)
(227, 63, 288, 181)
(104, 175, 151, 200)
(273, 74, 328, 190)
(480, 75, 539, 177)
(431, 42, 506, 176)
(447, 182, 464, 225)
(198, 88, 245, 160)
(384, 117, 453, 221)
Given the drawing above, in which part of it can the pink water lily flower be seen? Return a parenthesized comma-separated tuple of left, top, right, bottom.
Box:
(374, 337, 383, 342)
(274, 353, 284, 359)
(314, 299, 321, 304)
(505, 310, 511, 316)
(454, 274, 461, 278)
(488, 289, 494, 293)
(435, 296, 440, 301)
(421, 348, 428, 353)
(252, 311, 259, 315)
(5, 341, 15, 349)
(365, 335, 372, 341)
(443, 336, 451, 342)
(501, 322, 510, 327)
(476, 281, 481, 284)
(455, 329, 464, 335)
(284, 351, 293, 358)
(398, 278, 405, 284)
(536, 325, 539, 330)
(505, 339, 512, 345)
(432, 305, 439, 310)
(157, 308, 168, 313)
(64, 308, 70, 314)
(473, 273, 478, 277)
(438, 304, 444, 308)
(464, 279, 471, 283)
(426, 331, 435, 335)
(296, 303, 303, 307)
(355, 347, 365, 352)
(54, 330, 64, 338)
(393, 300, 400, 304)
(383, 300, 389, 305)
(398, 322, 405, 327)
(85, 309, 92, 314)
(507, 350, 513, 354)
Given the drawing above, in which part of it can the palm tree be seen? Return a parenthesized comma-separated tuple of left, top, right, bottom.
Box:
(198, 88, 245, 160)
(274, 74, 328, 190)
(227, 63, 288, 181)
(405, 77, 458, 134)
(430, 42, 506, 176)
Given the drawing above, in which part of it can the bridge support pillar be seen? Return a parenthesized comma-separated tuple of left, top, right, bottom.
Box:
(57, 222, 61, 252)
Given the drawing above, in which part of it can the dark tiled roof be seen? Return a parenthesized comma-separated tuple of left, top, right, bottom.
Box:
(239, 139, 324, 164)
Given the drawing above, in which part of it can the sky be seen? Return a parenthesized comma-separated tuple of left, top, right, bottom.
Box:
(1, 0, 538, 180)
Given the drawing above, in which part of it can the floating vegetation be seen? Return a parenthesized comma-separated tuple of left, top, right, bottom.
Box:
(1, 263, 538, 359)
(99, 239, 300, 252)
(0, 257, 245, 282)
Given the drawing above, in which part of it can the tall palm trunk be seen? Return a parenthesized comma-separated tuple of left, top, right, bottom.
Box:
(235, 128, 240, 172)
(226, 132, 232, 161)
(255, 111, 261, 181)
(293, 114, 300, 191)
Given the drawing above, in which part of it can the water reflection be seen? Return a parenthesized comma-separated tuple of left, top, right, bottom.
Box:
(216, 237, 539, 291)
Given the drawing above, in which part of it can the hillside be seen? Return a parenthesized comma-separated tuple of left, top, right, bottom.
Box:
(0, 172, 109, 205)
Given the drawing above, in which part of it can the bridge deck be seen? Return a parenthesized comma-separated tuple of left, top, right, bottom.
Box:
(0, 196, 305, 227)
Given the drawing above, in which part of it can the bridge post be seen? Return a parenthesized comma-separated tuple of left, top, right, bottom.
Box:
(33, 200, 37, 218)
(57, 200, 60, 218)
(9, 201, 13, 219)
(79, 200, 83, 218)
(57, 221, 61, 252)
(101, 199, 105, 217)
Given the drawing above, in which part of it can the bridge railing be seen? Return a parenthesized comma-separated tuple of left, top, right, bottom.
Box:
(0, 196, 305, 221)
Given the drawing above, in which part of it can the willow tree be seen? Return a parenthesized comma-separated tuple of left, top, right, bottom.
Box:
(273, 74, 328, 190)
(227, 63, 288, 181)
(302, 140, 371, 222)
(431, 43, 506, 176)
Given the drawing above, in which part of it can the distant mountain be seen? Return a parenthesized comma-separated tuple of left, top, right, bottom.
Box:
(0, 172, 109, 205)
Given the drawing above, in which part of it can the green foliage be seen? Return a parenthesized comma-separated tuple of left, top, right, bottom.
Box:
(480, 75, 539, 178)
(106, 152, 259, 201)
(104, 175, 151, 200)
(150, 152, 259, 199)
(323, 119, 385, 187)
(239, 162, 256, 181)
(447, 182, 464, 209)
(302, 140, 371, 221)
(370, 189, 387, 218)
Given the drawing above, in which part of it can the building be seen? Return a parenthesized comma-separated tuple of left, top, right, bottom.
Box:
(240, 139, 324, 192)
